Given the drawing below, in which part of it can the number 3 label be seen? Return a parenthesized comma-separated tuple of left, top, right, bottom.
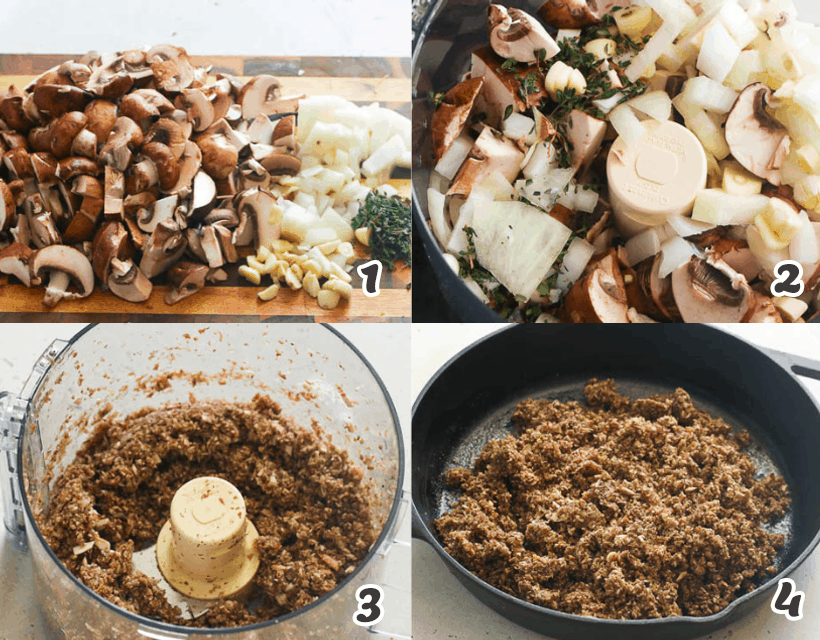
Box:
(353, 584, 385, 627)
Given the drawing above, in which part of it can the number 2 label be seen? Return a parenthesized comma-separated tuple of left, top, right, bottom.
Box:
(771, 260, 804, 297)
(353, 584, 385, 627)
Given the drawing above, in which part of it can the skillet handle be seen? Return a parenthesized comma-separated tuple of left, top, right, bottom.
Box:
(765, 349, 820, 382)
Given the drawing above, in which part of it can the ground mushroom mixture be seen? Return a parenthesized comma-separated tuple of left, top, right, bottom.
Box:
(37, 395, 377, 628)
(436, 380, 791, 619)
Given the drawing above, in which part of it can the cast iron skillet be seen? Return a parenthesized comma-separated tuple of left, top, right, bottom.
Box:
(412, 324, 820, 639)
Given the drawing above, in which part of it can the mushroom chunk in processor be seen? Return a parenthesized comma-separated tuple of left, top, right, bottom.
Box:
(423, 0, 820, 323)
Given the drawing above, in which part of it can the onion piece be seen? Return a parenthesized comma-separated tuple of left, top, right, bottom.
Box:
(658, 236, 696, 278)
(502, 112, 536, 145)
(692, 190, 770, 225)
(688, 111, 730, 160)
(609, 103, 646, 148)
(627, 90, 673, 121)
(790, 209, 820, 265)
(434, 133, 473, 180)
(463, 277, 490, 303)
(696, 21, 741, 83)
(625, 21, 683, 83)
(592, 92, 626, 115)
(427, 188, 451, 249)
(683, 76, 739, 114)
(625, 226, 663, 267)
(718, 0, 761, 49)
(556, 236, 595, 292)
(575, 187, 599, 213)
(667, 214, 716, 237)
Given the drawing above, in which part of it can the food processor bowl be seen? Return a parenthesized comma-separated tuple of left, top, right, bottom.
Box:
(1, 324, 406, 639)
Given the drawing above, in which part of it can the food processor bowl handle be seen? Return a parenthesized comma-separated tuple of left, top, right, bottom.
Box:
(0, 392, 30, 552)
(1, 338, 71, 554)
(765, 348, 820, 382)
(366, 489, 411, 639)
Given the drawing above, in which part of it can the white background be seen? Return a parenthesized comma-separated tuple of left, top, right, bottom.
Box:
(0, 323, 411, 640)
(412, 324, 820, 640)
(0, 0, 410, 57)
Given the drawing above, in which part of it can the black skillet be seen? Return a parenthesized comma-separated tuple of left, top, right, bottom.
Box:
(412, 324, 820, 639)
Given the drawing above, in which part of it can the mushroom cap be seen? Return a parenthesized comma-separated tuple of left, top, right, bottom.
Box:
(32, 84, 90, 118)
(31, 244, 95, 299)
(671, 256, 752, 323)
(725, 83, 791, 186)
(48, 111, 88, 158)
(56, 156, 100, 181)
(488, 5, 560, 64)
(84, 99, 118, 143)
(98, 116, 144, 171)
(431, 77, 484, 163)
(560, 249, 629, 322)
(195, 131, 239, 180)
(260, 152, 301, 176)
(537, 0, 617, 29)
(0, 87, 33, 132)
(151, 55, 196, 93)
(177, 88, 215, 132)
(3, 147, 33, 180)
(119, 89, 175, 122)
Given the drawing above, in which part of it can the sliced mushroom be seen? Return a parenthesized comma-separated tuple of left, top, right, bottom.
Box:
(167, 140, 202, 194)
(725, 83, 790, 186)
(190, 170, 217, 220)
(238, 75, 282, 119)
(236, 158, 272, 190)
(119, 89, 175, 124)
(212, 223, 237, 263)
(141, 142, 180, 192)
(236, 187, 281, 250)
(92, 220, 133, 281)
(140, 219, 187, 278)
(176, 88, 215, 132)
(31, 244, 94, 307)
(246, 114, 274, 144)
(0, 180, 16, 231)
(742, 291, 782, 323)
(0, 87, 33, 132)
(106, 257, 153, 302)
(84, 100, 118, 143)
(200, 225, 225, 268)
(537, 0, 621, 28)
(447, 125, 525, 197)
(259, 152, 301, 177)
(671, 255, 752, 323)
(144, 118, 187, 161)
(56, 156, 100, 181)
(431, 77, 484, 163)
(0, 242, 37, 286)
(471, 46, 547, 127)
(137, 195, 178, 233)
(560, 249, 629, 322)
(103, 166, 125, 220)
(488, 5, 560, 64)
(147, 45, 195, 93)
(98, 117, 143, 171)
(624, 255, 679, 322)
(165, 260, 209, 305)
(49, 111, 88, 158)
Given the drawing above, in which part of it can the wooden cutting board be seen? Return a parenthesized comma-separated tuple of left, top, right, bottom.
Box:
(0, 54, 411, 323)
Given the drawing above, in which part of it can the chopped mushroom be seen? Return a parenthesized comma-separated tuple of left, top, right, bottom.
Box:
(560, 249, 629, 322)
(671, 256, 752, 323)
(537, 0, 625, 29)
(165, 260, 209, 305)
(725, 83, 791, 186)
(106, 257, 153, 302)
(471, 46, 547, 127)
(0, 242, 37, 286)
(488, 5, 560, 64)
(431, 78, 484, 163)
(447, 125, 525, 197)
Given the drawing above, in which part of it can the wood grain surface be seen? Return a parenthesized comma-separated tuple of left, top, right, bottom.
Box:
(0, 54, 411, 323)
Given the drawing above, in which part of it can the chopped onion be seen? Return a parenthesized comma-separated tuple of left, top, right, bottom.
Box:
(667, 214, 716, 236)
(434, 134, 473, 180)
(557, 29, 582, 43)
(442, 252, 460, 274)
(627, 90, 673, 121)
(463, 278, 490, 303)
(609, 104, 647, 148)
(522, 142, 555, 179)
(697, 21, 741, 83)
(692, 190, 771, 225)
(427, 188, 451, 249)
(790, 210, 820, 265)
(658, 236, 696, 278)
(362, 134, 405, 177)
(794, 74, 820, 122)
(556, 237, 595, 292)
(688, 111, 730, 160)
(683, 76, 739, 113)
(625, 226, 663, 267)
(575, 187, 599, 212)
(718, 1, 761, 49)
(625, 21, 683, 83)
(502, 113, 536, 145)
(592, 92, 626, 115)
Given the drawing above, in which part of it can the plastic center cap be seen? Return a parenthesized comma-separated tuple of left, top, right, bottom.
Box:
(635, 146, 678, 186)
(156, 476, 260, 600)
(192, 495, 225, 525)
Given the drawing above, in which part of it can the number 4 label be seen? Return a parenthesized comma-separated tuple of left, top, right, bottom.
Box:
(771, 578, 804, 621)
(353, 584, 385, 627)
